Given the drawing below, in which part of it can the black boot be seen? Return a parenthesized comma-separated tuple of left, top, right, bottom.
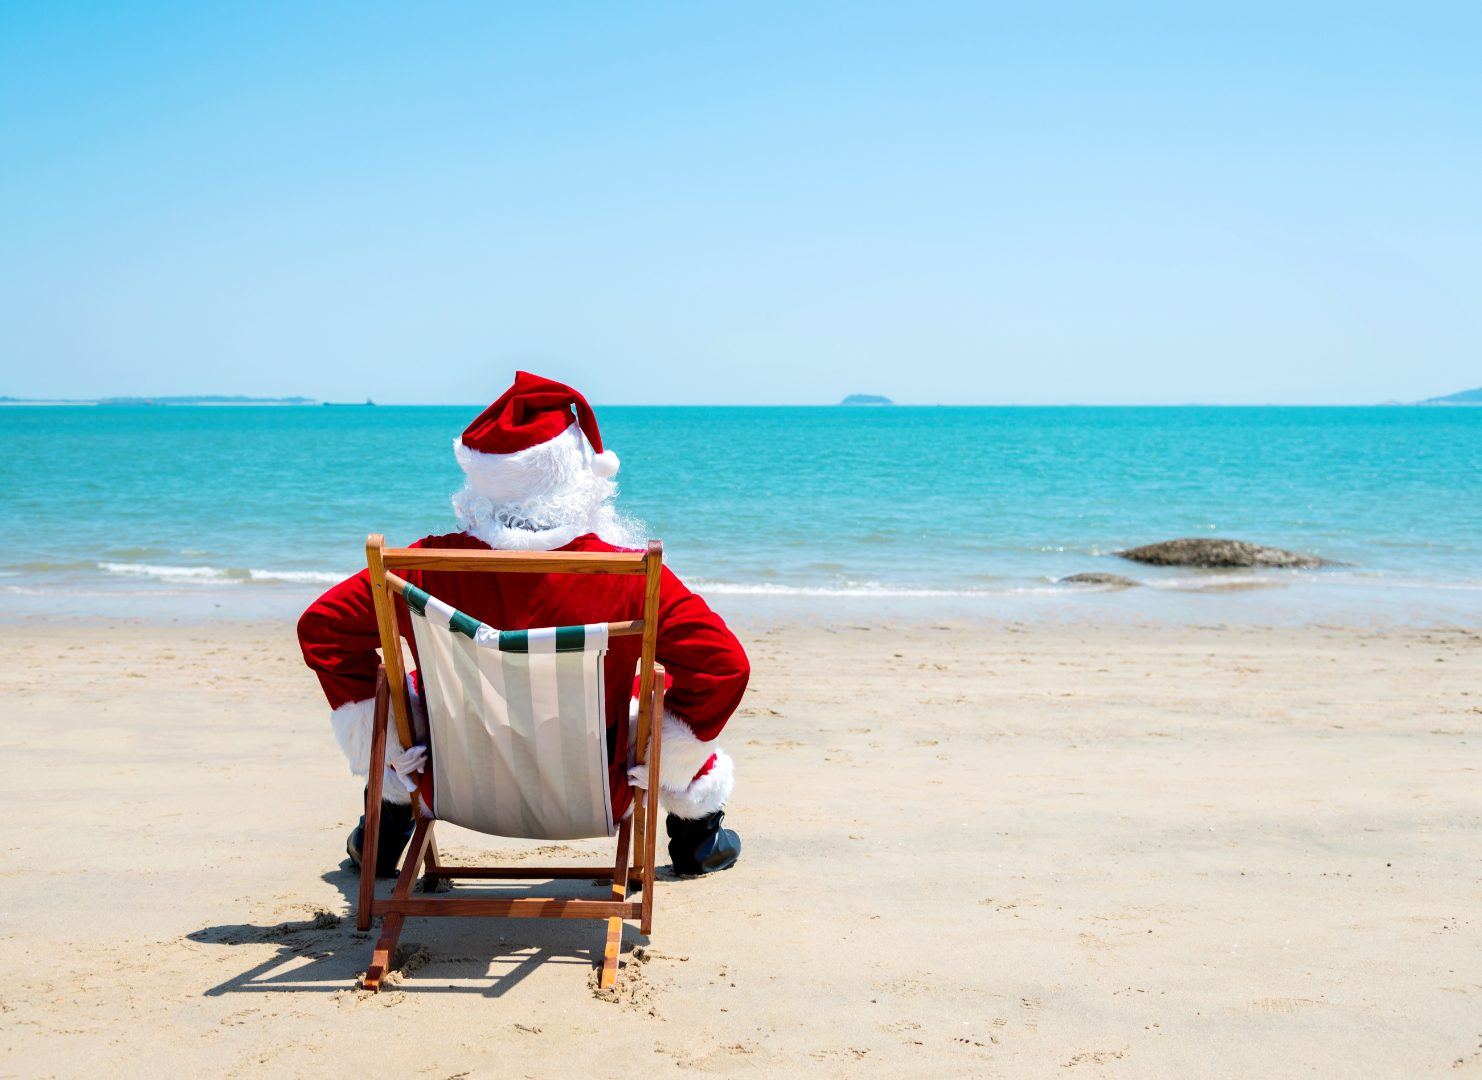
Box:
(346, 790, 416, 878)
(666, 810, 741, 875)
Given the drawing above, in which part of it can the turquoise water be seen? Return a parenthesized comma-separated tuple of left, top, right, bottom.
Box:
(3, 404, 1480, 625)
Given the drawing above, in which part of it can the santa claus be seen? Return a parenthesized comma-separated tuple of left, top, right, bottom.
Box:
(297, 372, 746, 878)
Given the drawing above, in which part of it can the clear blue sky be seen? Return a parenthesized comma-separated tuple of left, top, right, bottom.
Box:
(1, 2, 1477, 405)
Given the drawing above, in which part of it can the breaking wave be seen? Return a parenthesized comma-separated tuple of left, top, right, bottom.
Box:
(97, 562, 345, 586)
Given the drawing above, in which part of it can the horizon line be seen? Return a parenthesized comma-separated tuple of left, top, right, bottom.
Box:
(3, 398, 1476, 409)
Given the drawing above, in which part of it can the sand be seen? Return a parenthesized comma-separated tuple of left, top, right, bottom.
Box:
(2, 618, 1480, 1078)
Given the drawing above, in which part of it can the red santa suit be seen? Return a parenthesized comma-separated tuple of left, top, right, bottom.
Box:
(297, 373, 748, 824)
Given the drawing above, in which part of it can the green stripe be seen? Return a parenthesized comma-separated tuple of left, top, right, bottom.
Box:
(401, 582, 428, 617)
(449, 609, 482, 639)
(411, 605, 588, 651)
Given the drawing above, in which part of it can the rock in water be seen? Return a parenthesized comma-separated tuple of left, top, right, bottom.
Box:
(1059, 572, 1140, 588)
(1114, 539, 1337, 568)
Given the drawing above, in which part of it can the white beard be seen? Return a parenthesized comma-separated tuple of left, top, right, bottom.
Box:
(451, 421, 646, 551)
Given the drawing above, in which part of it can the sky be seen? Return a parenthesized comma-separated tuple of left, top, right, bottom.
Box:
(0, 2, 1478, 405)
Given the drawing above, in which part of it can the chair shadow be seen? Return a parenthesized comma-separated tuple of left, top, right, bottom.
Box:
(189, 858, 664, 998)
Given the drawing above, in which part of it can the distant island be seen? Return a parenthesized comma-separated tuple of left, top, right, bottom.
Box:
(101, 395, 317, 406)
(841, 394, 893, 405)
(1421, 386, 1482, 405)
(0, 395, 317, 406)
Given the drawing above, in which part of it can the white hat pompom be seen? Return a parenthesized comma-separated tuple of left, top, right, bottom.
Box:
(591, 450, 620, 478)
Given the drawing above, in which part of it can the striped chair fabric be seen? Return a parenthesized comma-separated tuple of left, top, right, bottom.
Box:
(402, 581, 614, 841)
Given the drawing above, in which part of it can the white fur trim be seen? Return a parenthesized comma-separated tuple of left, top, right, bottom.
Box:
(451, 421, 644, 551)
(329, 698, 379, 775)
(591, 449, 620, 478)
(624, 708, 734, 819)
(654, 711, 719, 791)
(329, 697, 413, 806)
(661, 748, 734, 819)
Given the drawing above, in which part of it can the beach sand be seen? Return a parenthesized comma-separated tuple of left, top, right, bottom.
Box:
(2, 619, 1479, 1077)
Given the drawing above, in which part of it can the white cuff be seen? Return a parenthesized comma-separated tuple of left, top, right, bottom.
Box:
(625, 704, 726, 788)
(624, 708, 735, 819)
(671, 750, 736, 818)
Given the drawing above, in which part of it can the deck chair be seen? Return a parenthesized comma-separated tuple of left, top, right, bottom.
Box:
(355, 533, 668, 993)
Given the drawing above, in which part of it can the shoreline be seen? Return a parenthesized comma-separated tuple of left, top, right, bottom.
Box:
(6, 575, 1482, 630)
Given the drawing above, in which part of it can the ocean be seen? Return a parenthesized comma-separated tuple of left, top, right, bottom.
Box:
(3, 404, 1480, 626)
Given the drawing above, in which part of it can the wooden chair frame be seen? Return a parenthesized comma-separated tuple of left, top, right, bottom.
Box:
(356, 533, 666, 993)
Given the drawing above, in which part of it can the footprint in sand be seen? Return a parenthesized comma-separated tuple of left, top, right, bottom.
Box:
(1249, 998, 1318, 1015)
(1021, 995, 1042, 1032)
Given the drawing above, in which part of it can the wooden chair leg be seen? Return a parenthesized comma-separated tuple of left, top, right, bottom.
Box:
(357, 669, 391, 932)
(640, 670, 664, 935)
(600, 817, 633, 989)
(631, 795, 646, 885)
(640, 790, 658, 935)
(421, 821, 444, 892)
(600, 918, 623, 988)
(364, 815, 432, 991)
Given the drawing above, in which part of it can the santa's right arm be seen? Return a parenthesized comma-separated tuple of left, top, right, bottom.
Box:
(297, 570, 421, 804)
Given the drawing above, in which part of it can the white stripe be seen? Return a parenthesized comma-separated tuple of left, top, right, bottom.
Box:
(423, 593, 457, 630)
(583, 622, 609, 651)
(585, 648, 612, 833)
(526, 626, 558, 653)
(527, 653, 565, 823)
(481, 636, 518, 823)
(486, 649, 525, 830)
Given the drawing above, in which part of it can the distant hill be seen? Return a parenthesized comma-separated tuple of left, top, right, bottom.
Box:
(841, 394, 893, 405)
(98, 395, 317, 405)
(1421, 386, 1482, 405)
(0, 395, 317, 405)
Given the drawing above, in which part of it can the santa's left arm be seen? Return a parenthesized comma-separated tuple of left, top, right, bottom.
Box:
(628, 567, 750, 819)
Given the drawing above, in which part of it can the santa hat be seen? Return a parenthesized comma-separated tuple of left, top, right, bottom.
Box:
(460, 371, 619, 479)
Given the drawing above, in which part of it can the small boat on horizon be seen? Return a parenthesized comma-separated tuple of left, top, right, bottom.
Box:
(323, 398, 376, 407)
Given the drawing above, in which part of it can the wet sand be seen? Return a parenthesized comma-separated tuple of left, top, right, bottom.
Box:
(2, 619, 1479, 1078)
